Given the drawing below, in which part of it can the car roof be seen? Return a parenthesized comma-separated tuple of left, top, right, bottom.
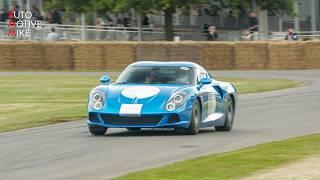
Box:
(130, 61, 203, 68)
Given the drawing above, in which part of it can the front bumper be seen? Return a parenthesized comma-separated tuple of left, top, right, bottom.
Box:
(87, 110, 191, 129)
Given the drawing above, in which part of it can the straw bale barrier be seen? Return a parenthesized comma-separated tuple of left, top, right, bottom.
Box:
(303, 41, 320, 69)
(235, 42, 268, 70)
(0, 43, 14, 69)
(0, 41, 319, 70)
(201, 42, 235, 69)
(72, 43, 105, 70)
(13, 42, 44, 70)
(104, 42, 136, 70)
(268, 42, 305, 69)
(136, 42, 168, 61)
(43, 43, 73, 70)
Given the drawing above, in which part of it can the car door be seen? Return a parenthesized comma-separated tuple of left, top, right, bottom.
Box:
(197, 68, 223, 126)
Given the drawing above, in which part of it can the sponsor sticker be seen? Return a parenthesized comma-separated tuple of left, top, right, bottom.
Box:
(119, 104, 143, 116)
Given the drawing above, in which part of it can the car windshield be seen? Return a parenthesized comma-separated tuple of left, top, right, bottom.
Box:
(116, 66, 194, 85)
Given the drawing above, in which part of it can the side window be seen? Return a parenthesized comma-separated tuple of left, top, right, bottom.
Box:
(197, 68, 208, 84)
(200, 72, 207, 79)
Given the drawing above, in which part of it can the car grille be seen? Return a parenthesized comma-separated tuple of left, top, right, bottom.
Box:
(100, 114, 163, 126)
(88, 112, 100, 123)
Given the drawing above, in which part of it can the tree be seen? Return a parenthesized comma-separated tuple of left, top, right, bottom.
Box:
(99, 0, 205, 40)
(207, 0, 294, 16)
(47, 0, 294, 41)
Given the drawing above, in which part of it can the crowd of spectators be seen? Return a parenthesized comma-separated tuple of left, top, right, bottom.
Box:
(205, 11, 299, 41)
(0, 6, 301, 41)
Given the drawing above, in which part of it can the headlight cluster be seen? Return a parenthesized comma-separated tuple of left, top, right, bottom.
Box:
(89, 90, 105, 110)
(166, 91, 186, 111)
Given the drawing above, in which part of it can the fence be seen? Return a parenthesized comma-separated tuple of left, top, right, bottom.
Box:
(2, 22, 320, 41)
(0, 22, 241, 41)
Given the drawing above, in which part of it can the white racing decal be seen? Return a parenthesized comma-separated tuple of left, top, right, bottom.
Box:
(120, 104, 143, 116)
(208, 93, 216, 115)
(121, 86, 160, 99)
(202, 113, 224, 123)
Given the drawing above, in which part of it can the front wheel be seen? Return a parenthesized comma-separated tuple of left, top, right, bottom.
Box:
(185, 100, 201, 135)
(215, 96, 234, 131)
(89, 125, 108, 135)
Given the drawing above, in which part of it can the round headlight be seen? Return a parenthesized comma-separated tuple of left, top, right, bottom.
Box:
(94, 101, 103, 110)
(93, 93, 101, 101)
(173, 94, 183, 104)
(166, 102, 176, 111)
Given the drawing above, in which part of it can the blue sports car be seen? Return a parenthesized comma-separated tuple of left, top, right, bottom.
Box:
(87, 61, 237, 135)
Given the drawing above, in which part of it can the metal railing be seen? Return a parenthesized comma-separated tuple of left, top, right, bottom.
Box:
(270, 31, 320, 40)
(0, 22, 242, 41)
(3, 22, 319, 41)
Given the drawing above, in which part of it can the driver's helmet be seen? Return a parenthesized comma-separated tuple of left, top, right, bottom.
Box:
(146, 67, 160, 83)
(176, 69, 189, 84)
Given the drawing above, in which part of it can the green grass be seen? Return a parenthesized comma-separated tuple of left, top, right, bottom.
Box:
(0, 76, 299, 132)
(116, 134, 320, 180)
(218, 77, 300, 94)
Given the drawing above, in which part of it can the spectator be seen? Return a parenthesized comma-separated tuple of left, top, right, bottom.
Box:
(31, 4, 42, 20)
(47, 28, 60, 41)
(0, 9, 8, 22)
(203, 23, 209, 33)
(143, 14, 149, 26)
(248, 11, 258, 32)
(207, 25, 218, 41)
(285, 28, 298, 41)
(123, 14, 131, 27)
(51, 10, 62, 24)
(241, 29, 253, 41)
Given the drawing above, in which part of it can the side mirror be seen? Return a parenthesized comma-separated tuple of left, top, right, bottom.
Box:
(200, 77, 212, 85)
(100, 75, 110, 84)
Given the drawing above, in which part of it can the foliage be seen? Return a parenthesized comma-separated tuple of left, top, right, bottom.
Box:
(46, 0, 294, 40)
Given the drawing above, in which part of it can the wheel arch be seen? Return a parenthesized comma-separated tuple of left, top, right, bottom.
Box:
(229, 93, 236, 111)
(196, 96, 202, 115)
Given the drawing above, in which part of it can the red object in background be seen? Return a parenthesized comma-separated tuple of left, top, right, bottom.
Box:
(8, 11, 14, 19)
(7, 29, 16, 36)
(8, 21, 16, 27)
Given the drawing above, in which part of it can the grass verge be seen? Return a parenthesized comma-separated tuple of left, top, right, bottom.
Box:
(0, 76, 299, 132)
(116, 134, 320, 180)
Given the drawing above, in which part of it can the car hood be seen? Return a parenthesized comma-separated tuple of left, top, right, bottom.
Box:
(104, 84, 189, 113)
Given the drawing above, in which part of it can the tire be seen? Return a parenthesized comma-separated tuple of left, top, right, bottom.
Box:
(127, 128, 141, 131)
(185, 100, 201, 135)
(215, 96, 234, 131)
(89, 125, 107, 135)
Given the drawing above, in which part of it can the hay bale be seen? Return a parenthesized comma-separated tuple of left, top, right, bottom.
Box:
(136, 42, 168, 61)
(165, 42, 201, 65)
(303, 41, 320, 69)
(268, 42, 305, 69)
(13, 42, 45, 70)
(0, 43, 14, 70)
(200, 42, 235, 70)
(104, 42, 136, 70)
(235, 42, 268, 70)
(43, 43, 73, 70)
(72, 42, 105, 70)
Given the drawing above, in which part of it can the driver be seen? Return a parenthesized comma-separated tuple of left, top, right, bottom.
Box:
(176, 69, 189, 84)
(145, 67, 160, 84)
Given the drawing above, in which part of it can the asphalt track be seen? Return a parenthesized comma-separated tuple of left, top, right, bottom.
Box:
(0, 70, 320, 180)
